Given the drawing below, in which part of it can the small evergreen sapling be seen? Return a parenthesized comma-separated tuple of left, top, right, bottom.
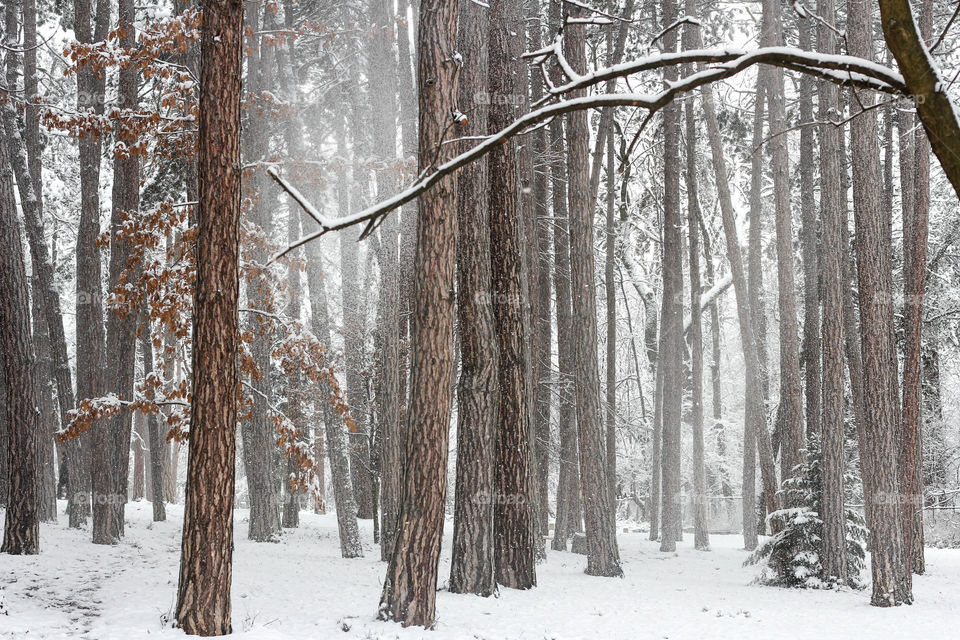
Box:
(745, 435, 867, 589)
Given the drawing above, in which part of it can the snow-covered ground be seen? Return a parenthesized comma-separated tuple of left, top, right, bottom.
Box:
(1, 501, 956, 639)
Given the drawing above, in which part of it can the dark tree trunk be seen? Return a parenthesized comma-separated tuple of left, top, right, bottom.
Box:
(378, 0, 459, 626)
(489, 0, 537, 589)
(71, 0, 110, 529)
(848, 0, 912, 606)
(449, 0, 497, 597)
(140, 317, 166, 522)
(0, 123, 40, 556)
(899, 0, 932, 577)
(548, 0, 581, 553)
(565, 1, 622, 575)
(817, 0, 847, 584)
(174, 0, 243, 633)
(798, 12, 820, 444)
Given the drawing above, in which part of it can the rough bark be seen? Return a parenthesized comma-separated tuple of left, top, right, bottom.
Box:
(174, 0, 243, 634)
(378, 0, 459, 626)
(449, 0, 497, 596)
(798, 11, 820, 444)
(97, 0, 141, 543)
(565, 1, 622, 575)
(899, 0, 932, 577)
(489, 0, 537, 589)
(815, 0, 847, 584)
(0, 122, 40, 556)
(847, 0, 912, 606)
(240, 0, 281, 542)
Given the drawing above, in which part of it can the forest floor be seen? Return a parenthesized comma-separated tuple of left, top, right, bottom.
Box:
(0, 501, 956, 639)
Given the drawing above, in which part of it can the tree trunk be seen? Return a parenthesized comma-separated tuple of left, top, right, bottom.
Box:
(0, 121, 40, 556)
(98, 0, 141, 543)
(900, 0, 932, 577)
(174, 1, 243, 634)
(817, 0, 847, 584)
(565, 1, 622, 575)
(847, 0, 912, 606)
(306, 235, 363, 558)
(71, 0, 111, 529)
(369, 0, 403, 560)
(693, 11, 768, 547)
(449, 0, 497, 596)
(489, 0, 537, 589)
(378, 0, 458, 626)
(240, 2, 281, 542)
(761, 0, 804, 487)
(683, 7, 708, 549)
(548, 0, 581, 553)
(140, 316, 166, 522)
(798, 12, 820, 444)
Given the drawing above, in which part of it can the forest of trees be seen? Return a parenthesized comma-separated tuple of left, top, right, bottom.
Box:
(2, 0, 960, 635)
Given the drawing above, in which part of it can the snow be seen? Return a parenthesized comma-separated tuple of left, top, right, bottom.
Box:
(2, 501, 958, 639)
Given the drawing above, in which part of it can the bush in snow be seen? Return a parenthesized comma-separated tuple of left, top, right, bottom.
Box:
(745, 434, 867, 589)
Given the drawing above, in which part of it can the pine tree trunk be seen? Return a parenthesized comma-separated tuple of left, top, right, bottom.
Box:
(0, 123, 40, 556)
(369, 0, 403, 560)
(694, 15, 766, 547)
(174, 0, 243, 633)
(658, 0, 684, 553)
(899, 0, 932, 577)
(240, 4, 281, 542)
(817, 0, 847, 583)
(98, 0, 141, 543)
(488, 0, 537, 589)
(565, 2, 622, 575)
(306, 235, 363, 558)
(449, 0, 497, 596)
(847, 0, 912, 606)
(798, 13, 820, 444)
(682, 11, 708, 548)
(71, 0, 111, 529)
(378, 0, 458, 626)
(140, 317, 166, 522)
(761, 0, 804, 487)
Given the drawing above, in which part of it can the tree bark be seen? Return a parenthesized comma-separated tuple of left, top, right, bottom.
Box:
(0, 121, 40, 556)
(449, 0, 497, 597)
(899, 0, 932, 577)
(565, 1, 622, 575)
(847, 0, 912, 606)
(489, 0, 537, 589)
(378, 0, 459, 626)
(817, 0, 847, 584)
(683, 0, 708, 550)
(761, 0, 804, 487)
(174, 0, 243, 633)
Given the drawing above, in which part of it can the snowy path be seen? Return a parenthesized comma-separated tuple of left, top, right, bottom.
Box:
(0, 501, 956, 639)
